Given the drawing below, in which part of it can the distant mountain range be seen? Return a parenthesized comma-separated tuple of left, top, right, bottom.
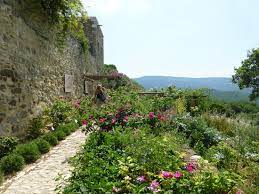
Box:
(134, 76, 251, 102)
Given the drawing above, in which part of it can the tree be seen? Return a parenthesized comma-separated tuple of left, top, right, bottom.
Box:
(232, 48, 259, 100)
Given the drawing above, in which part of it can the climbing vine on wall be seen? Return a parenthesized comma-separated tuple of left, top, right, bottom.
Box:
(23, 0, 88, 52)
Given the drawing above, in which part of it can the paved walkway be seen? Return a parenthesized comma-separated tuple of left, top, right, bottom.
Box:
(0, 130, 87, 194)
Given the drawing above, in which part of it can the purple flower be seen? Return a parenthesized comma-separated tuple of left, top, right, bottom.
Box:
(186, 162, 196, 173)
(82, 120, 88, 126)
(148, 181, 161, 193)
(161, 171, 174, 178)
(174, 171, 183, 179)
(136, 175, 146, 183)
(112, 118, 116, 124)
(149, 112, 155, 119)
(74, 100, 80, 108)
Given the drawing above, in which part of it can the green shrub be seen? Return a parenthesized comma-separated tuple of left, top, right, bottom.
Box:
(0, 170, 3, 184)
(0, 137, 18, 158)
(50, 100, 73, 127)
(65, 122, 79, 132)
(42, 133, 58, 146)
(54, 130, 66, 141)
(15, 143, 40, 164)
(57, 125, 71, 136)
(25, 117, 44, 140)
(35, 138, 51, 154)
(0, 153, 25, 175)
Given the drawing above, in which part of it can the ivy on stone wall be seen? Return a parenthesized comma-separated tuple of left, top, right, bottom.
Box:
(23, 0, 88, 52)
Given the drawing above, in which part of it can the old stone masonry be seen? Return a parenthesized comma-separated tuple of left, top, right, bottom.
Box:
(0, 130, 87, 194)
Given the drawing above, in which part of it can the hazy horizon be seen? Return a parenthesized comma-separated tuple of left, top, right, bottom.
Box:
(131, 75, 233, 79)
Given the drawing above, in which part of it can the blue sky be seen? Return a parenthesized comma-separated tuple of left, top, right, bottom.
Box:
(82, 0, 259, 78)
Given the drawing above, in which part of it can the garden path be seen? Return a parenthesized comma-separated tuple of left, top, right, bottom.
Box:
(0, 130, 87, 194)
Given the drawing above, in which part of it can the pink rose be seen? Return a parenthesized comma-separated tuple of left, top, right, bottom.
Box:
(82, 120, 88, 126)
(174, 171, 183, 179)
(161, 171, 174, 178)
(149, 112, 155, 119)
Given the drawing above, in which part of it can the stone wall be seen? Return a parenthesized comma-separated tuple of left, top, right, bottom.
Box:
(0, 0, 104, 136)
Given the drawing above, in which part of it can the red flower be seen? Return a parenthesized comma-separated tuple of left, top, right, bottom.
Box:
(74, 100, 80, 108)
(161, 171, 174, 179)
(82, 120, 88, 126)
(149, 112, 155, 119)
(173, 171, 183, 179)
(186, 162, 196, 173)
(123, 116, 129, 122)
(112, 118, 116, 124)
(99, 118, 106, 123)
(157, 113, 165, 121)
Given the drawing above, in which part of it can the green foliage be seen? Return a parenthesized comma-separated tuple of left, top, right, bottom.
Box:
(43, 133, 58, 146)
(26, 117, 45, 140)
(34, 138, 51, 154)
(0, 137, 18, 158)
(62, 88, 243, 193)
(100, 64, 143, 90)
(57, 125, 71, 136)
(206, 142, 240, 170)
(233, 48, 259, 100)
(50, 100, 73, 127)
(0, 170, 3, 184)
(54, 130, 66, 141)
(172, 116, 221, 155)
(203, 114, 236, 136)
(0, 154, 25, 175)
(56, 122, 78, 135)
(65, 122, 79, 132)
(207, 99, 259, 116)
(23, 0, 88, 52)
(15, 143, 40, 164)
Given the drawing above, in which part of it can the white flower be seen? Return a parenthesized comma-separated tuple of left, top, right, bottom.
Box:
(124, 176, 132, 181)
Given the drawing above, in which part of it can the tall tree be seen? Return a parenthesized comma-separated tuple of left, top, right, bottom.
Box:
(232, 48, 259, 100)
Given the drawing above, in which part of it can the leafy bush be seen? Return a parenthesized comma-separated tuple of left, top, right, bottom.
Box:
(50, 100, 73, 127)
(65, 122, 79, 132)
(60, 87, 255, 193)
(42, 133, 58, 146)
(63, 127, 240, 194)
(15, 143, 40, 164)
(35, 138, 51, 154)
(57, 124, 72, 136)
(205, 142, 240, 171)
(25, 117, 45, 140)
(54, 130, 66, 141)
(0, 170, 3, 184)
(0, 136, 18, 158)
(172, 116, 221, 155)
(0, 153, 25, 175)
(203, 114, 236, 136)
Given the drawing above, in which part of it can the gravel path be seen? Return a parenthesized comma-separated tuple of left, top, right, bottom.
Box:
(0, 130, 87, 194)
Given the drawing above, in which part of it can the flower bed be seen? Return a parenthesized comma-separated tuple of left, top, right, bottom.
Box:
(62, 88, 244, 193)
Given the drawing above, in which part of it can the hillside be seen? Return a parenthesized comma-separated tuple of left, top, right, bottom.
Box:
(134, 76, 251, 102)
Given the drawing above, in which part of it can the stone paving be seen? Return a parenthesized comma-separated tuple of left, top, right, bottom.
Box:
(0, 130, 87, 194)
